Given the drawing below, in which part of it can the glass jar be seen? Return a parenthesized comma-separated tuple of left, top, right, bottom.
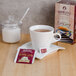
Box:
(2, 23, 21, 43)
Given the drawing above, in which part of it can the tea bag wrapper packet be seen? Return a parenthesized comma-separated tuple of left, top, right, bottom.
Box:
(55, 0, 76, 44)
(15, 42, 65, 60)
(14, 49, 36, 64)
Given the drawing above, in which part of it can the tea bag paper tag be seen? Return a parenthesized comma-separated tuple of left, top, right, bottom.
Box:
(38, 48, 47, 53)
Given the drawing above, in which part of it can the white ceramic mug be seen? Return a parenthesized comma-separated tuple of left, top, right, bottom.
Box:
(29, 25, 61, 51)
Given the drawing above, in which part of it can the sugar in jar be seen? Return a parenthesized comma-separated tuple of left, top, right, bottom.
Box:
(2, 23, 21, 43)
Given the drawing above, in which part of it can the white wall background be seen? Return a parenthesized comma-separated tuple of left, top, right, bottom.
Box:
(0, 0, 59, 33)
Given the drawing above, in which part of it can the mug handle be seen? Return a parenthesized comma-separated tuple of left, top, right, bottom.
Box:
(51, 33, 61, 43)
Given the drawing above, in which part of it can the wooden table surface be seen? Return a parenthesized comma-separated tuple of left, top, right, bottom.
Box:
(0, 34, 76, 76)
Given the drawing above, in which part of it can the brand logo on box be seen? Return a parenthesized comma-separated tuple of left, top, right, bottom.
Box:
(58, 5, 70, 16)
(63, 6, 66, 10)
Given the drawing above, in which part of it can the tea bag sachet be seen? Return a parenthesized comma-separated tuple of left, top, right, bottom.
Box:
(36, 44, 65, 59)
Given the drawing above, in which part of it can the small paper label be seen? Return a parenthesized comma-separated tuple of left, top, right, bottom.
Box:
(40, 48, 47, 53)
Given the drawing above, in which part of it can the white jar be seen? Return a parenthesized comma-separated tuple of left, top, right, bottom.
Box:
(2, 23, 21, 43)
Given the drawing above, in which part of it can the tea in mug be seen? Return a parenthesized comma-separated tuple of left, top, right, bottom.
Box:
(34, 29, 51, 32)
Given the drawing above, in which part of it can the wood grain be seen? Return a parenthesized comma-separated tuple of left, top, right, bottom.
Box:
(0, 34, 76, 76)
